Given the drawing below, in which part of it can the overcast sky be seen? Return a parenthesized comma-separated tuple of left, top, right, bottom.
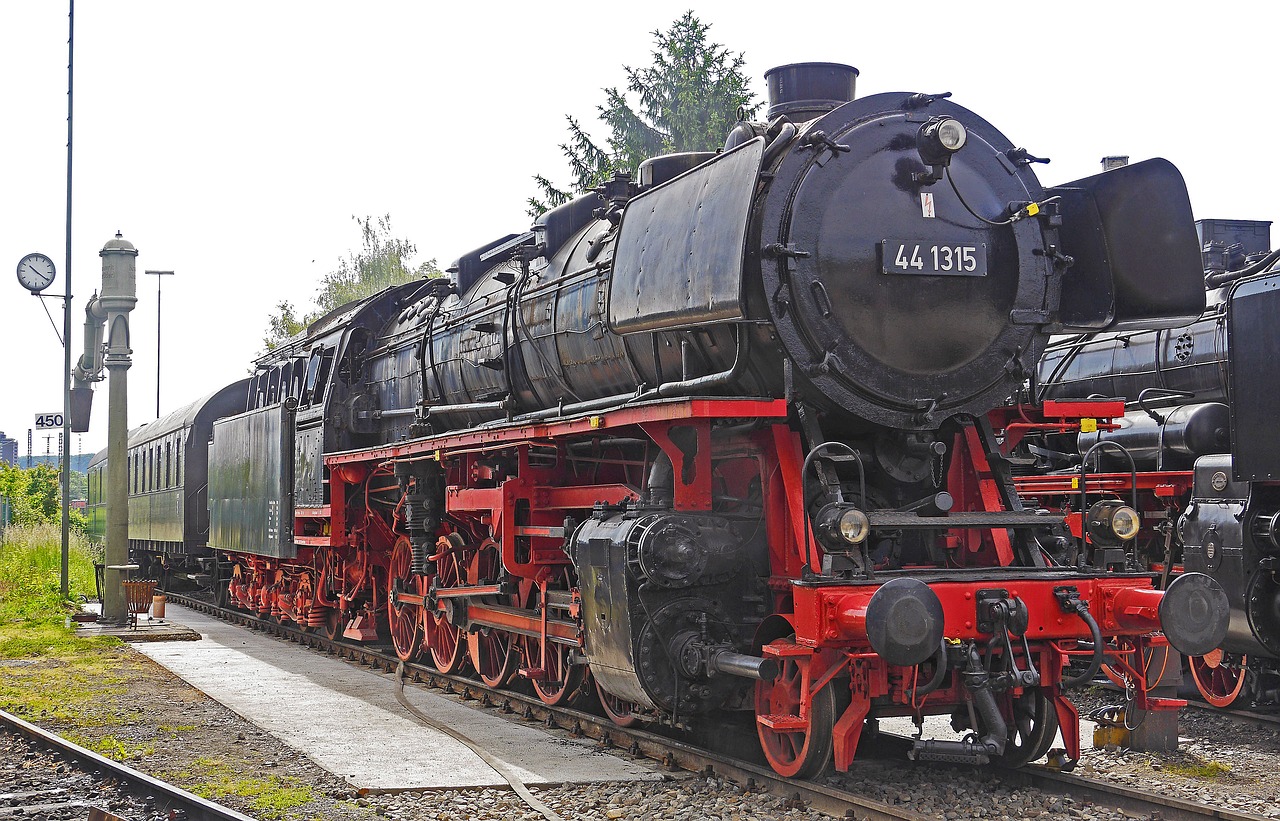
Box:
(2, 1, 1276, 458)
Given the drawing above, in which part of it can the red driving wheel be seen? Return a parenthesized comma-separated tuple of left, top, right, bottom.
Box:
(387, 536, 422, 662)
(1190, 649, 1248, 708)
(423, 534, 467, 674)
(754, 636, 834, 779)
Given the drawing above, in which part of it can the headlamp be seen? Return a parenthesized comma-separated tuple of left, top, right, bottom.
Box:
(815, 503, 873, 551)
(1110, 505, 1140, 541)
(838, 509, 870, 545)
(1086, 500, 1141, 545)
(915, 116, 968, 184)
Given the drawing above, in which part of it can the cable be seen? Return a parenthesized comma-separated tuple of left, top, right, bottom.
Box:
(394, 662, 564, 821)
(946, 167, 1015, 227)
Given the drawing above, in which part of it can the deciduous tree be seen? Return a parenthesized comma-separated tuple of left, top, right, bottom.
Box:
(261, 215, 441, 352)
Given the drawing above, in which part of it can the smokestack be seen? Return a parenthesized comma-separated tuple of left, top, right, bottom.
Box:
(765, 62, 858, 122)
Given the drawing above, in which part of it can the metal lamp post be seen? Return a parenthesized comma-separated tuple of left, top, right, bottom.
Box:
(144, 270, 173, 418)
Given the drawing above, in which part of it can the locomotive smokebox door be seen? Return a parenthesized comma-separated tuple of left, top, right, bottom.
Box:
(758, 91, 1055, 429)
(1050, 158, 1204, 331)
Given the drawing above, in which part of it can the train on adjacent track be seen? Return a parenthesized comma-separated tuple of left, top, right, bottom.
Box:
(86, 62, 1232, 777)
(1018, 217, 1280, 708)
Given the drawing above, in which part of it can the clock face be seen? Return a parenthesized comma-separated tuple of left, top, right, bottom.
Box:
(17, 253, 56, 292)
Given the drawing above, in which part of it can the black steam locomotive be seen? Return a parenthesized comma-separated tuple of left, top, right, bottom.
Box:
(1029, 218, 1280, 707)
(100, 63, 1230, 776)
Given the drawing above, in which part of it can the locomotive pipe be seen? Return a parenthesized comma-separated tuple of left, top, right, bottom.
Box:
(1204, 248, 1280, 289)
(650, 325, 749, 398)
(377, 408, 419, 419)
(909, 645, 1007, 762)
(510, 391, 640, 424)
(909, 641, 950, 699)
(424, 399, 511, 418)
(1061, 600, 1105, 689)
(506, 326, 748, 425)
(707, 649, 779, 682)
(647, 452, 674, 507)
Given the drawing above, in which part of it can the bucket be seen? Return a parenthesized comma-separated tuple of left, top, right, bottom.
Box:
(152, 595, 167, 620)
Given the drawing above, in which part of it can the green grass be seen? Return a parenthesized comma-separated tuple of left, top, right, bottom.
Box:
(1161, 758, 1232, 779)
(0, 523, 101, 625)
(66, 732, 157, 762)
(164, 757, 316, 820)
(0, 524, 126, 721)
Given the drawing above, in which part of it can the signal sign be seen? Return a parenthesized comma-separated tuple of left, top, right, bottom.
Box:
(35, 413, 63, 430)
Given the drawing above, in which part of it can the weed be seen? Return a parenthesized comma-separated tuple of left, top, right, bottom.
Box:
(1161, 758, 1232, 779)
(158, 723, 200, 734)
(66, 732, 156, 762)
(0, 524, 105, 658)
(163, 758, 315, 820)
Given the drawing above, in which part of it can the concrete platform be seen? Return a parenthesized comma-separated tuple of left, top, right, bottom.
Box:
(74, 604, 201, 642)
(133, 604, 662, 791)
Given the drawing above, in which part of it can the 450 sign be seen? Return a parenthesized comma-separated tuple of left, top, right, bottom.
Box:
(35, 413, 64, 430)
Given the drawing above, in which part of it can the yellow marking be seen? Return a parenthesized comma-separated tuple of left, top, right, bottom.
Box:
(1080, 418, 1098, 433)
(1071, 477, 1079, 489)
(1025, 202, 1041, 217)
(590, 415, 603, 429)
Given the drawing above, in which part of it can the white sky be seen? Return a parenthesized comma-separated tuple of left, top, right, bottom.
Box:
(2, 1, 1277, 458)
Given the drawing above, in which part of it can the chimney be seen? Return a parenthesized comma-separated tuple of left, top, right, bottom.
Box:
(765, 62, 858, 122)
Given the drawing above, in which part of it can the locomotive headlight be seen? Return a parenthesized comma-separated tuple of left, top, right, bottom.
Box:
(934, 118, 967, 151)
(815, 503, 872, 550)
(1110, 506, 1140, 541)
(838, 509, 871, 545)
(916, 116, 968, 173)
(1086, 500, 1141, 545)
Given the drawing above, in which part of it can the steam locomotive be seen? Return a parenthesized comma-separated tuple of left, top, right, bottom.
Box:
(1022, 218, 1280, 708)
(91, 63, 1231, 777)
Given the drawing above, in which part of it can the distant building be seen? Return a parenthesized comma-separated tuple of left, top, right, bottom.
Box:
(0, 432, 16, 467)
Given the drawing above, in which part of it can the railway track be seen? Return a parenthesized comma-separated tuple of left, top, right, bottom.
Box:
(0, 707, 255, 821)
(164, 592, 1271, 821)
(1185, 699, 1280, 729)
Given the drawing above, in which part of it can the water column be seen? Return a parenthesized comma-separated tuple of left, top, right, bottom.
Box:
(99, 233, 138, 624)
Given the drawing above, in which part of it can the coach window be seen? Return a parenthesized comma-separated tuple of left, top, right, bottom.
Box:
(311, 348, 334, 404)
(268, 366, 282, 404)
(291, 357, 306, 399)
(148, 447, 154, 492)
(165, 442, 172, 489)
(176, 445, 182, 486)
(249, 371, 265, 410)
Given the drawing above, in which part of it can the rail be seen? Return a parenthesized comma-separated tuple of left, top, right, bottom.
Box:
(165, 591, 1268, 821)
(0, 707, 256, 821)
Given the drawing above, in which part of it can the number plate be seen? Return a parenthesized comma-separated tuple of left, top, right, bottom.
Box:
(881, 240, 987, 277)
